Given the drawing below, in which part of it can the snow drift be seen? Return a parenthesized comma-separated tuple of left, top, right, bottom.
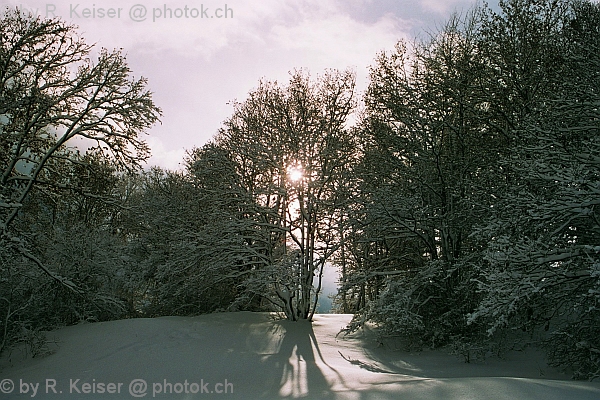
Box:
(1, 312, 599, 399)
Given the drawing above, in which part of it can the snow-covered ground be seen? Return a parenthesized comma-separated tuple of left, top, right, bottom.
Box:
(1, 312, 599, 399)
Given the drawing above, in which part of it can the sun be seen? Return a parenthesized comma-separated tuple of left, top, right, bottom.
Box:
(287, 165, 304, 182)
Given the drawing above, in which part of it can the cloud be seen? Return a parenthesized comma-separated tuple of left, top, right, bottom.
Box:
(5, 0, 433, 170)
(145, 136, 187, 171)
(420, 0, 474, 15)
(269, 12, 406, 64)
(13, 1, 409, 62)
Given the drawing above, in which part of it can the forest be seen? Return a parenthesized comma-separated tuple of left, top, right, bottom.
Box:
(1, 0, 599, 381)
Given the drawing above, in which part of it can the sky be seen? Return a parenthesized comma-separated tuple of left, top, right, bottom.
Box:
(5, 0, 480, 170)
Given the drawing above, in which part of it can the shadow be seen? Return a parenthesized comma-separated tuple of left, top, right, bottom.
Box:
(337, 350, 396, 374)
(4, 312, 600, 400)
(262, 319, 340, 399)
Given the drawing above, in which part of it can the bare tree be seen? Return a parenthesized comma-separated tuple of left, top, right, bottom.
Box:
(217, 70, 357, 320)
(0, 9, 161, 284)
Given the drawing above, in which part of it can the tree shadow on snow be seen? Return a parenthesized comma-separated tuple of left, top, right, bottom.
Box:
(261, 319, 342, 399)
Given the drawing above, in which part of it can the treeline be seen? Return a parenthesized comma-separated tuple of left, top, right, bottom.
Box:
(342, 0, 600, 380)
(1, 0, 599, 380)
(0, 7, 161, 357)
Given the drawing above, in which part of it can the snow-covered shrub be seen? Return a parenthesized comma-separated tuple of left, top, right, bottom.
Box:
(365, 280, 424, 340)
(542, 260, 600, 380)
(16, 324, 56, 359)
(545, 321, 600, 381)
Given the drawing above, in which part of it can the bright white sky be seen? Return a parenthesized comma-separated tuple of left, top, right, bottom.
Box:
(9, 0, 480, 170)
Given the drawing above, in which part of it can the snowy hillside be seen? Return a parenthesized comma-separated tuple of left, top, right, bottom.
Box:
(1, 313, 599, 399)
